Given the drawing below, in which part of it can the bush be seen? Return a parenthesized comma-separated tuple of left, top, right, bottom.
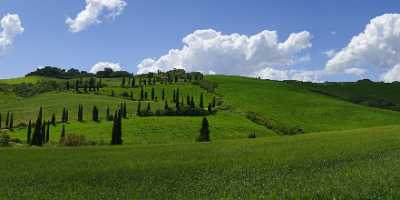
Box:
(246, 112, 304, 135)
(59, 134, 93, 146)
(0, 132, 10, 147)
(248, 132, 256, 139)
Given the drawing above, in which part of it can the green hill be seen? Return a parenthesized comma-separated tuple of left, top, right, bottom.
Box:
(208, 75, 400, 133)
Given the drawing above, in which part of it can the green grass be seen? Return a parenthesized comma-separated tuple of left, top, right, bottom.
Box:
(0, 76, 56, 84)
(2, 125, 400, 199)
(10, 111, 274, 144)
(208, 75, 400, 132)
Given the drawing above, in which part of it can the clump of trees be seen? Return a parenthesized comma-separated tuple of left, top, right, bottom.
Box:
(0, 112, 14, 130)
(26, 66, 92, 79)
(111, 110, 122, 145)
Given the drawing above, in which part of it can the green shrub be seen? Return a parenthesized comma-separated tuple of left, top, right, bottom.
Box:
(246, 112, 304, 135)
(0, 132, 10, 147)
(59, 134, 93, 146)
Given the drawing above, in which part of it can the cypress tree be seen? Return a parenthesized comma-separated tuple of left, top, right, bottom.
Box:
(41, 121, 46, 143)
(131, 75, 136, 88)
(66, 81, 70, 90)
(62, 108, 66, 122)
(137, 102, 142, 116)
(111, 111, 122, 145)
(123, 102, 127, 118)
(147, 103, 151, 113)
(208, 103, 213, 113)
(51, 113, 56, 126)
(173, 89, 176, 102)
(191, 96, 195, 108)
(151, 88, 155, 101)
(45, 120, 50, 143)
(162, 88, 165, 100)
(5, 112, 9, 129)
(111, 90, 115, 97)
(65, 110, 69, 122)
(0, 112, 2, 129)
(92, 106, 99, 122)
(106, 105, 111, 121)
(27, 120, 32, 144)
(145, 92, 148, 100)
(31, 107, 43, 146)
(8, 112, 13, 130)
(78, 105, 84, 122)
(140, 88, 144, 100)
(75, 80, 80, 92)
(176, 89, 180, 103)
(130, 91, 134, 100)
(199, 93, 204, 108)
(59, 124, 66, 143)
(121, 77, 126, 87)
(187, 95, 190, 106)
(197, 117, 210, 142)
(164, 100, 169, 110)
(212, 96, 216, 107)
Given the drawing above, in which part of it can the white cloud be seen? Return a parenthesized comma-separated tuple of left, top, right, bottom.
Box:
(344, 67, 366, 77)
(325, 13, 400, 81)
(90, 62, 122, 73)
(66, 0, 127, 33)
(256, 68, 322, 82)
(0, 14, 24, 54)
(382, 64, 400, 82)
(323, 49, 336, 58)
(137, 29, 312, 79)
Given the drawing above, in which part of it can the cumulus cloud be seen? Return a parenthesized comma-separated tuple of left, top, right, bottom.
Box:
(325, 13, 400, 81)
(137, 29, 312, 79)
(256, 68, 322, 82)
(344, 68, 366, 77)
(66, 0, 127, 32)
(323, 49, 336, 58)
(0, 14, 24, 54)
(90, 62, 122, 73)
(382, 64, 400, 82)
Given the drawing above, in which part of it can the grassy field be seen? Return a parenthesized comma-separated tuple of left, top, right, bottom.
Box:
(2, 75, 400, 199)
(2, 125, 400, 199)
(0, 76, 56, 84)
(208, 75, 400, 132)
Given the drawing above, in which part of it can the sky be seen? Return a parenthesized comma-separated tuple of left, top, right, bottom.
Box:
(1, 0, 400, 82)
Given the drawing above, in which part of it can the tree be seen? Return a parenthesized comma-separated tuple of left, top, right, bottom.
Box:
(78, 105, 84, 122)
(137, 102, 142, 116)
(60, 124, 66, 139)
(147, 103, 151, 113)
(111, 90, 115, 97)
(208, 103, 213, 113)
(51, 113, 56, 126)
(173, 89, 176, 103)
(131, 75, 136, 88)
(92, 106, 99, 122)
(0, 112, 2, 129)
(45, 120, 50, 143)
(121, 77, 126, 87)
(130, 91, 134, 100)
(164, 100, 169, 110)
(27, 120, 32, 144)
(197, 117, 210, 142)
(140, 88, 144, 100)
(176, 89, 180, 103)
(212, 96, 216, 107)
(31, 107, 44, 146)
(162, 88, 165, 100)
(5, 112, 9, 129)
(111, 110, 122, 145)
(106, 106, 111, 121)
(199, 93, 204, 108)
(151, 88, 155, 101)
(8, 113, 13, 130)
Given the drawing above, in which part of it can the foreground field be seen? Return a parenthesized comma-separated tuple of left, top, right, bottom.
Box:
(2, 125, 400, 199)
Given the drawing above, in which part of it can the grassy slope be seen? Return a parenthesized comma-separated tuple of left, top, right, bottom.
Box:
(208, 75, 400, 132)
(0, 76, 56, 84)
(2, 125, 400, 199)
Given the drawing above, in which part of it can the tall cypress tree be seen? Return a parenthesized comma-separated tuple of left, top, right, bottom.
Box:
(162, 88, 165, 100)
(27, 120, 32, 144)
(121, 77, 126, 87)
(173, 89, 176, 102)
(41, 121, 46, 143)
(65, 110, 69, 122)
(151, 88, 155, 101)
(199, 93, 204, 108)
(208, 103, 213, 113)
(164, 100, 169, 110)
(62, 108, 66, 122)
(147, 103, 151, 113)
(176, 89, 180, 103)
(130, 91, 134, 100)
(31, 107, 43, 146)
(123, 102, 127, 118)
(212, 96, 216, 107)
(137, 102, 142, 116)
(106, 105, 111, 121)
(78, 105, 84, 122)
(131, 75, 136, 88)
(8, 112, 13, 130)
(140, 88, 144, 100)
(0, 112, 2, 129)
(51, 113, 56, 126)
(197, 117, 210, 142)
(60, 124, 66, 141)
(111, 110, 122, 145)
(92, 106, 99, 122)
(5, 112, 9, 129)
(45, 120, 50, 143)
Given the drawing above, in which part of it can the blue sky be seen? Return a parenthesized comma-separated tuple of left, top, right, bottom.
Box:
(1, 0, 400, 82)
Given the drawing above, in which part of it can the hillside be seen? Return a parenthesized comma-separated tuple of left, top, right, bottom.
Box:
(208, 75, 400, 133)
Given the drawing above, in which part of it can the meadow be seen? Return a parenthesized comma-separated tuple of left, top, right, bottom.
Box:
(2, 125, 400, 199)
(2, 72, 400, 199)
